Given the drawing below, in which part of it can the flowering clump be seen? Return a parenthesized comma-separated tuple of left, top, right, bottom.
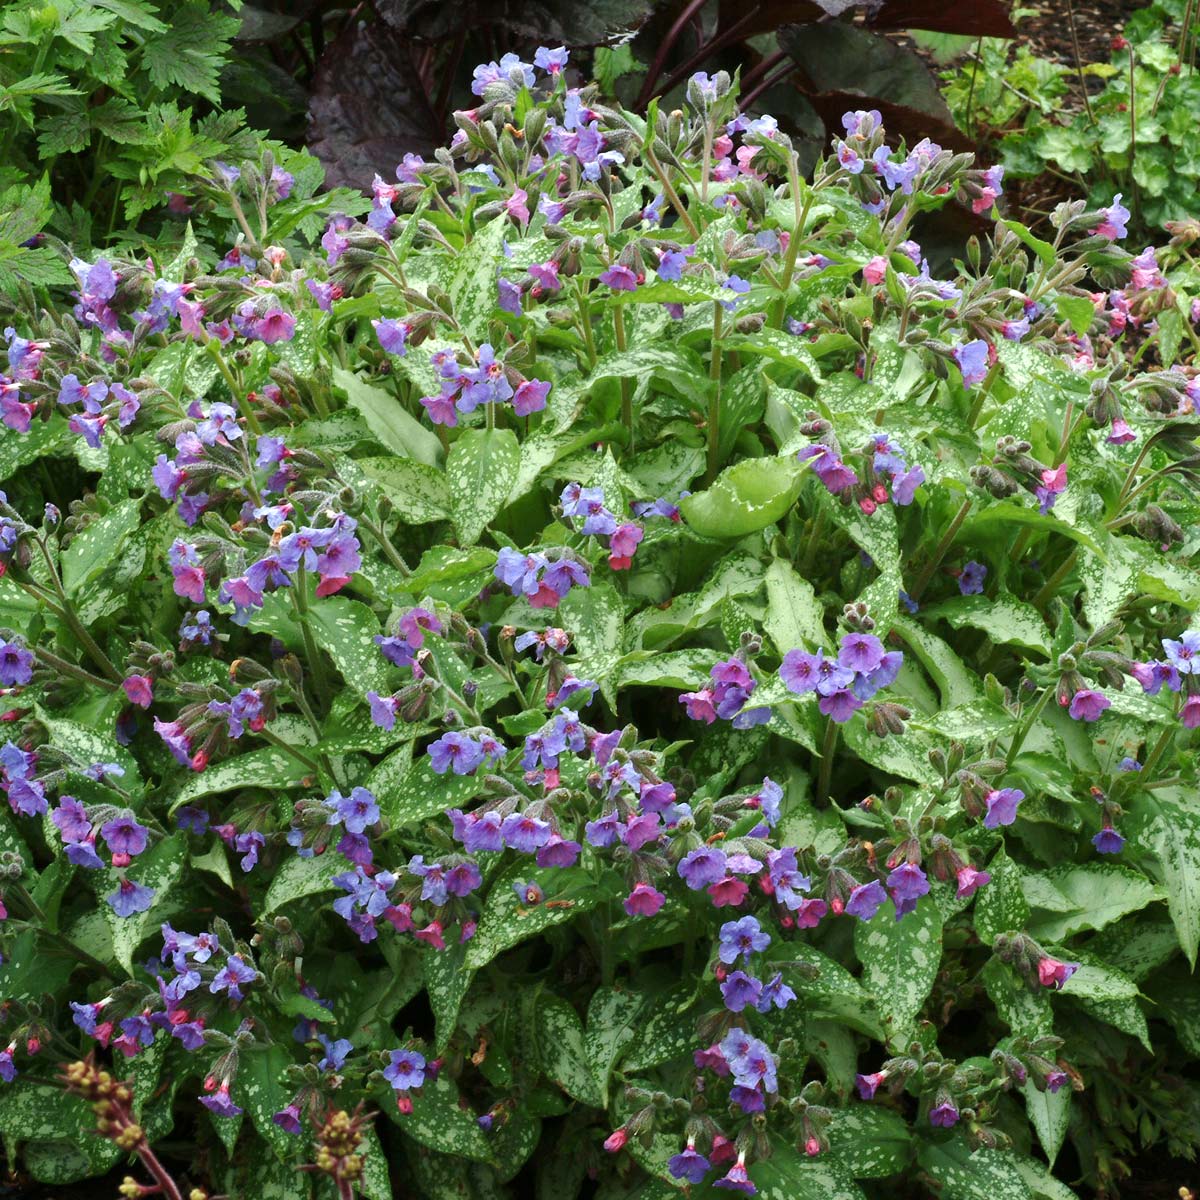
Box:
(0, 46, 1196, 1200)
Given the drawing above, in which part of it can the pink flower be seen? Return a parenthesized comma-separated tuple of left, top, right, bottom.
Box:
(863, 256, 887, 285)
(122, 675, 153, 708)
(505, 188, 530, 226)
(1037, 956, 1079, 989)
(707, 876, 749, 907)
(1068, 689, 1110, 722)
(623, 884, 665, 917)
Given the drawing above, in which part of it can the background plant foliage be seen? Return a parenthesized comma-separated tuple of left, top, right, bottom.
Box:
(0, 21, 1198, 1200)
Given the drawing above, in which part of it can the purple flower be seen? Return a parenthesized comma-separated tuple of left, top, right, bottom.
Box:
(953, 339, 990, 388)
(0, 638, 33, 686)
(1093, 826, 1125, 854)
(713, 1159, 755, 1193)
(100, 813, 148, 857)
(623, 883, 665, 916)
(929, 1098, 959, 1127)
(273, 1104, 303, 1134)
(887, 862, 929, 920)
(535, 45, 569, 73)
(720, 971, 763, 1013)
(200, 1082, 242, 1118)
(845, 880, 887, 921)
(107, 877, 155, 918)
(755, 972, 797, 1012)
(678, 846, 728, 890)
(384, 1048, 426, 1091)
(600, 264, 639, 291)
(983, 787, 1024, 829)
(669, 1144, 711, 1184)
(1069, 689, 1111, 722)
(856, 1071, 887, 1099)
(718, 916, 771, 964)
(427, 732, 485, 775)
(500, 812, 551, 853)
(1163, 630, 1200, 675)
(53, 797, 91, 843)
(372, 318, 410, 355)
(958, 560, 987, 595)
(819, 688, 862, 723)
(838, 633, 885, 674)
(513, 378, 551, 416)
(1093, 193, 1130, 240)
(317, 1035, 353, 1072)
(328, 787, 380, 835)
(210, 953, 256, 1000)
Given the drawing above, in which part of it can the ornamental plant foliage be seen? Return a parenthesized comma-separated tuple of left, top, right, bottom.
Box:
(0, 54, 1199, 1200)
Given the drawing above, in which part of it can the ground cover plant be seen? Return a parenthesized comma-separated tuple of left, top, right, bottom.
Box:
(0, 46, 1199, 1200)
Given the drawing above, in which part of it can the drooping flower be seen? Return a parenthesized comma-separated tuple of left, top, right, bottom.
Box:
(983, 787, 1024, 829)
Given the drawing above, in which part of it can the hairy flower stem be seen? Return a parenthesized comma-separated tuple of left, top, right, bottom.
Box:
(770, 153, 813, 329)
(909, 499, 972, 602)
(1032, 547, 1079, 609)
(1005, 685, 1054, 769)
(33, 646, 119, 692)
(966, 364, 1001, 429)
(642, 142, 700, 241)
(706, 303, 724, 484)
(359, 515, 411, 576)
(34, 539, 122, 684)
(816, 717, 839, 806)
(291, 566, 333, 715)
(205, 336, 263, 437)
(612, 306, 634, 453)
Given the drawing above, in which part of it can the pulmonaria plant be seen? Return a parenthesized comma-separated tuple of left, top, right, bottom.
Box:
(0, 49, 1199, 1200)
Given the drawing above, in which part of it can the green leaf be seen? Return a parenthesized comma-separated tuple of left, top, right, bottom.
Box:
(891, 614, 980, 708)
(169, 746, 311, 812)
(332, 366, 442, 466)
(924, 594, 1050, 656)
(585, 985, 648, 1106)
(560, 580, 624, 703)
(238, 1044, 296, 1162)
(825, 1106, 913, 1178)
(725, 327, 824, 380)
(620, 983, 699, 1071)
(1003, 218, 1057, 269)
(750, 1144, 867, 1200)
(98, 833, 186, 974)
(1023, 864, 1163, 942)
(60, 500, 140, 596)
(975, 850, 1031, 945)
(1025, 1079, 1070, 1167)
(374, 755, 482, 831)
(1139, 791, 1200, 967)
(679, 455, 805, 538)
(590, 345, 712, 407)
(425, 942, 474, 1055)
(854, 895, 943, 1043)
(446, 428, 520, 545)
(982, 958, 1053, 1038)
(534, 992, 604, 1106)
(356, 455, 451, 524)
(464, 862, 618, 971)
(763, 557, 826, 653)
(264, 850, 354, 914)
(449, 217, 506, 340)
(386, 1075, 492, 1161)
(305, 596, 390, 697)
(918, 1139, 1033, 1200)
(1158, 306, 1184, 368)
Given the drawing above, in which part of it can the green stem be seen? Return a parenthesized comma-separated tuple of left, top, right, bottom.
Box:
(816, 717, 839, 805)
(1032, 547, 1079, 609)
(1005, 684, 1054, 768)
(33, 647, 119, 692)
(643, 142, 700, 241)
(967, 363, 1001, 429)
(706, 303, 724, 484)
(612, 306, 633, 453)
(205, 337, 263, 437)
(909, 498, 972, 602)
(291, 567, 333, 714)
(34, 541, 122, 683)
(575, 283, 598, 370)
(770, 153, 813, 329)
(359, 515, 411, 576)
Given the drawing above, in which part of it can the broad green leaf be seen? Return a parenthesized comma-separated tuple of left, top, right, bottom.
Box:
(1012, 1156, 1081, 1200)
(825, 1106, 913, 1178)
(375, 755, 482, 831)
(918, 1139, 1033, 1200)
(584, 985, 648, 1105)
(35, 706, 140, 793)
(98, 833, 186, 974)
(426, 943, 474, 1055)
(534, 992, 604, 1106)
(924, 594, 1050, 656)
(854, 895, 943, 1043)
(679, 454, 805, 538)
(1140, 791, 1200, 967)
(464, 862, 618, 971)
(1055, 294, 1095, 336)
(385, 1075, 491, 1162)
(332, 366, 442, 466)
(238, 1043, 296, 1162)
(763, 557, 826, 653)
(560, 580, 624, 700)
(306, 596, 390, 697)
(750, 1144, 866, 1200)
(590, 344, 712, 407)
(612, 649, 712, 690)
(975, 850, 1031, 945)
(726, 327, 824, 380)
(264, 850, 354, 914)
(1002, 218, 1056, 268)
(620, 983, 699, 1072)
(891, 614, 980, 708)
(357, 455, 451, 524)
(446, 427, 520, 545)
(0, 1080, 120, 1181)
(821, 491, 901, 636)
(1024, 864, 1163, 941)
(0, 415, 69, 485)
(60, 499, 140, 596)
(982, 958, 1052, 1037)
(1025, 1080, 1070, 1167)
(169, 747, 311, 812)
(449, 216, 506, 340)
